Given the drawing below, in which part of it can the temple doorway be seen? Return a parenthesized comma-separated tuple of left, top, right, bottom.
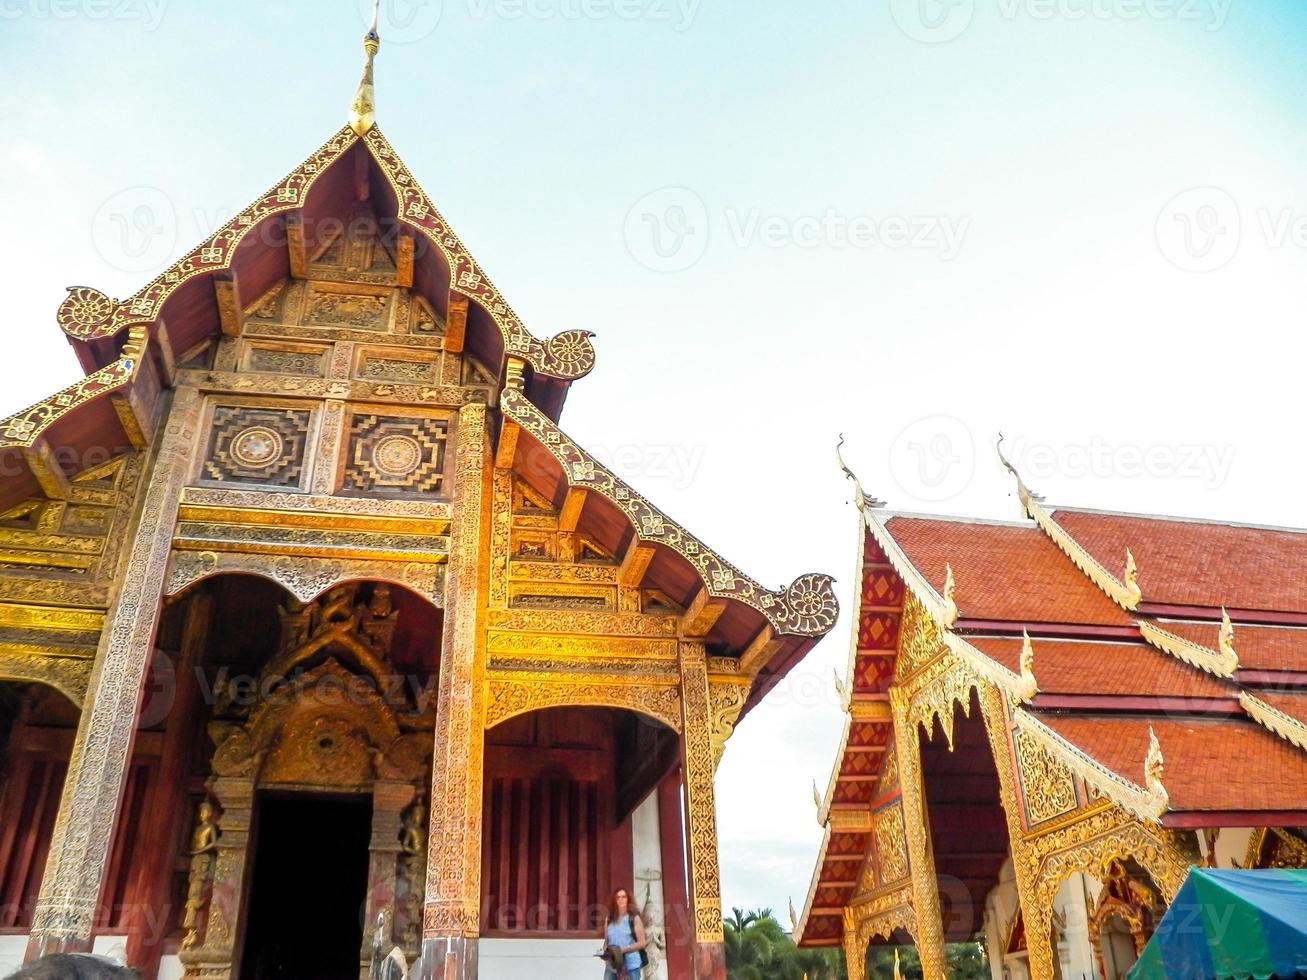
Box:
(239, 793, 372, 980)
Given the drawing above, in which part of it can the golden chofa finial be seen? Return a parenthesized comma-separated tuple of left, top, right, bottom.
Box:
(942, 563, 958, 626)
(1018, 629, 1038, 702)
(1124, 548, 1142, 606)
(349, 0, 382, 137)
(1145, 724, 1168, 813)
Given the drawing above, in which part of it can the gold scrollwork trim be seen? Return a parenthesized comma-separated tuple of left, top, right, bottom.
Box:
(484, 673, 682, 733)
(164, 550, 445, 604)
(1012, 708, 1166, 822)
(0, 652, 90, 707)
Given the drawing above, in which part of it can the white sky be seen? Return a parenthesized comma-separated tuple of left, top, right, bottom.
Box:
(2, 0, 1306, 920)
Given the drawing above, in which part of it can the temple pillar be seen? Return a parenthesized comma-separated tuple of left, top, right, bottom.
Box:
(179, 775, 256, 980)
(26, 389, 199, 960)
(842, 911, 867, 980)
(889, 687, 947, 979)
(676, 641, 726, 980)
(419, 403, 490, 980)
(976, 687, 1055, 980)
(363, 781, 417, 967)
(657, 770, 691, 980)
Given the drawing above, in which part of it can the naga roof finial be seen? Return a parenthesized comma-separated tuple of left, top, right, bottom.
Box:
(996, 433, 1045, 512)
(349, 0, 382, 136)
(1145, 724, 1168, 813)
(836, 434, 884, 509)
(1019, 629, 1038, 702)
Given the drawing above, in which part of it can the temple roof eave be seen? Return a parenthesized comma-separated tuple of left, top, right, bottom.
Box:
(499, 386, 840, 650)
(54, 125, 596, 401)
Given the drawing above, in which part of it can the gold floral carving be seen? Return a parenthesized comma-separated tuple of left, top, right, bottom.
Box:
(680, 641, 726, 945)
(165, 550, 444, 604)
(424, 403, 489, 940)
(896, 593, 944, 679)
(707, 680, 749, 769)
(873, 804, 909, 884)
(1013, 727, 1079, 826)
(0, 652, 91, 707)
(485, 673, 682, 733)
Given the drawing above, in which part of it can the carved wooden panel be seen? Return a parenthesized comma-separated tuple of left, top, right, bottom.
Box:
(343, 413, 450, 496)
(201, 405, 313, 489)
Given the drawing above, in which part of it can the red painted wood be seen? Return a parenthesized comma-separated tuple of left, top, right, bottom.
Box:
(658, 769, 692, 980)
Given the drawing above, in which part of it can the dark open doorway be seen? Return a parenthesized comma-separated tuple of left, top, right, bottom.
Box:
(240, 793, 372, 980)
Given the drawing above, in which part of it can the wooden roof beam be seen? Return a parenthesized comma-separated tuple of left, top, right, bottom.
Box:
(152, 318, 177, 387)
(558, 487, 588, 533)
(446, 292, 469, 354)
(495, 420, 520, 469)
(286, 211, 308, 279)
(22, 438, 71, 500)
(681, 587, 727, 638)
(396, 229, 415, 287)
(213, 272, 243, 338)
(618, 538, 656, 589)
(739, 625, 783, 676)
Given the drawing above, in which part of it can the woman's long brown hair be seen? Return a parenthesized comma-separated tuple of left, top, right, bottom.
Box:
(607, 886, 640, 924)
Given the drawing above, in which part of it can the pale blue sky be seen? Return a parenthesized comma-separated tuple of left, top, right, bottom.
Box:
(3, 0, 1307, 920)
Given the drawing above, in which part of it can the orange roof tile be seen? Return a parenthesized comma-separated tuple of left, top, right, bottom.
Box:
(966, 637, 1231, 699)
(1037, 714, 1307, 812)
(884, 516, 1134, 627)
(1249, 690, 1307, 730)
(1159, 621, 1307, 674)
(1051, 509, 1307, 614)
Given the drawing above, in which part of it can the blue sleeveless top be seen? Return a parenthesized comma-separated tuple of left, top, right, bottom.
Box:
(606, 915, 641, 971)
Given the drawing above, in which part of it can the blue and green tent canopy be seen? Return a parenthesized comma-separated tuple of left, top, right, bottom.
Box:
(1131, 868, 1307, 980)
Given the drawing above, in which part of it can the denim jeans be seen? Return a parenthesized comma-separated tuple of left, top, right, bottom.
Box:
(604, 969, 642, 980)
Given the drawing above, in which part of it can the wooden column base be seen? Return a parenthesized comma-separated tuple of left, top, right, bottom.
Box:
(417, 935, 478, 980)
(25, 933, 93, 962)
(693, 941, 727, 979)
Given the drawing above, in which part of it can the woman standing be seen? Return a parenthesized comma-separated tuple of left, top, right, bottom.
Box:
(599, 886, 648, 980)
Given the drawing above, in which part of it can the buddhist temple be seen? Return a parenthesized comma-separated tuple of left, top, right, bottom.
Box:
(0, 16, 839, 980)
(796, 444, 1307, 979)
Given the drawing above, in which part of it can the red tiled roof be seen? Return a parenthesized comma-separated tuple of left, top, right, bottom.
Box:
(1159, 621, 1307, 674)
(1051, 509, 1307, 614)
(884, 517, 1134, 627)
(1037, 714, 1307, 812)
(966, 637, 1230, 699)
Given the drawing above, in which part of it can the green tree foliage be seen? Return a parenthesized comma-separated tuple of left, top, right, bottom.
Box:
(865, 942, 988, 979)
(723, 908, 846, 980)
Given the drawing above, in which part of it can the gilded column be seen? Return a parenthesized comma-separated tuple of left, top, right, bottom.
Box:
(842, 911, 867, 980)
(420, 402, 490, 980)
(889, 687, 947, 980)
(678, 641, 726, 980)
(27, 388, 200, 958)
(976, 686, 1056, 980)
(180, 776, 257, 980)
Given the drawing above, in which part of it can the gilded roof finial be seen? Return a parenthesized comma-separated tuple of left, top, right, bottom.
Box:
(1219, 607, 1238, 665)
(996, 433, 1045, 512)
(1145, 725, 1168, 813)
(812, 779, 823, 817)
(349, 0, 382, 137)
(832, 667, 848, 703)
(1124, 548, 1142, 605)
(942, 563, 958, 626)
(788, 897, 799, 932)
(836, 434, 884, 509)
(1018, 629, 1038, 702)
(893, 948, 903, 980)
